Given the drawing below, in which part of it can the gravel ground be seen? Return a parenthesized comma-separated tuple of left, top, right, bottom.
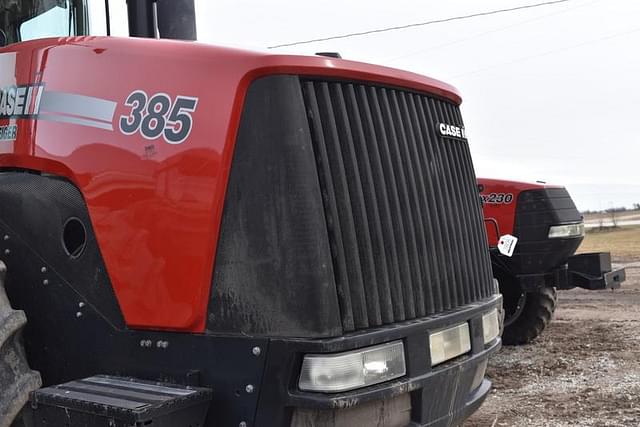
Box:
(465, 260, 640, 427)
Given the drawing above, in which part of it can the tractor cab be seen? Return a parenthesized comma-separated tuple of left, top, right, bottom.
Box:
(0, 0, 196, 47)
(0, 0, 89, 46)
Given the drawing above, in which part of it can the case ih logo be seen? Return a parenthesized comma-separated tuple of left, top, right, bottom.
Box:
(438, 123, 466, 140)
(0, 84, 44, 118)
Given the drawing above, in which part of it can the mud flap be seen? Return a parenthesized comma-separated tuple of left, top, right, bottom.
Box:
(565, 252, 625, 290)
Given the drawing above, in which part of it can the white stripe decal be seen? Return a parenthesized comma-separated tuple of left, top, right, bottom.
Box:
(38, 114, 114, 131)
(39, 91, 116, 123)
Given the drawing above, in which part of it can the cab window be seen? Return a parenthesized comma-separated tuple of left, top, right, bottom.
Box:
(0, 0, 88, 45)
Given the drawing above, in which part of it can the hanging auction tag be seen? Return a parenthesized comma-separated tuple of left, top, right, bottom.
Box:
(497, 234, 518, 257)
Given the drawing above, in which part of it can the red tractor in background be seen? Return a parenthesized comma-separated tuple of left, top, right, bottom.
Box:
(479, 178, 626, 345)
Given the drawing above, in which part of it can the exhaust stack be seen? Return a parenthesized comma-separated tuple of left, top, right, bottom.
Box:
(126, 0, 197, 41)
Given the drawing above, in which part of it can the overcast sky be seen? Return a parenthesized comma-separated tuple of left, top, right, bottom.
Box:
(191, 0, 640, 211)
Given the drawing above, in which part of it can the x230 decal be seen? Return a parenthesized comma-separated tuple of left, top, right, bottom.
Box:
(481, 193, 514, 204)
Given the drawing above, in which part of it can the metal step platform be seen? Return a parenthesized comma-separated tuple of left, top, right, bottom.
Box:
(24, 375, 212, 427)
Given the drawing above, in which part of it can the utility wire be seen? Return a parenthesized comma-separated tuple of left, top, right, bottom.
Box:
(383, 0, 601, 63)
(267, 0, 572, 49)
(454, 26, 640, 78)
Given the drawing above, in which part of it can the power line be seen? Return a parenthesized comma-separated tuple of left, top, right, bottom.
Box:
(454, 26, 640, 78)
(267, 0, 572, 49)
(383, 0, 602, 63)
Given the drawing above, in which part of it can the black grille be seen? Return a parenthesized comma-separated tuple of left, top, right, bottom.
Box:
(302, 79, 494, 332)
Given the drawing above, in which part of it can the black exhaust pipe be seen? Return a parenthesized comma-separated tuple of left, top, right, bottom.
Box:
(157, 0, 197, 41)
(126, 0, 197, 41)
(126, 0, 156, 38)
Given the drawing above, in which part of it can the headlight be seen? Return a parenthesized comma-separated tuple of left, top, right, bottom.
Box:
(298, 341, 406, 392)
(482, 308, 500, 344)
(548, 222, 585, 239)
(429, 323, 471, 366)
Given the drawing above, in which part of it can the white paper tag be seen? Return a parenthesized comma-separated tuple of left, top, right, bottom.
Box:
(497, 234, 518, 257)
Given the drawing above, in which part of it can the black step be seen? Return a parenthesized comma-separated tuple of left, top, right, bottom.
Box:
(26, 375, 212, 427)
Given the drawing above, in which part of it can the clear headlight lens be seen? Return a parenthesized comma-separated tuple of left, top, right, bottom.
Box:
(482, 308, 500, 344)
(548, 222, 585, 239)
(298, 341, 406, 392)
(429, 323, 471, 366)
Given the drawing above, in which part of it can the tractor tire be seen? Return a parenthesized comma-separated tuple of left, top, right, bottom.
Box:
(501, 285, 557, 346)
(0, 261, 42, 427)
(496, 268, 558, 346)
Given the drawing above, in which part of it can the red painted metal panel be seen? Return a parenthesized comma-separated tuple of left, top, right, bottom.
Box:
(0, 36, 461, 332)
(478, 178, 562, 247)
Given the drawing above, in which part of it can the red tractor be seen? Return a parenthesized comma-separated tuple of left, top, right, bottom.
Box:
(0, 1, 503, 426)
(479, 178, 625, 345)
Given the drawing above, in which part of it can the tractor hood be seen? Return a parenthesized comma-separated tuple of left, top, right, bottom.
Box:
(0, 37, 465, 332)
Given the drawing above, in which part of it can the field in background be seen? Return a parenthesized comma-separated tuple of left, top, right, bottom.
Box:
(579, 225, 640, 261)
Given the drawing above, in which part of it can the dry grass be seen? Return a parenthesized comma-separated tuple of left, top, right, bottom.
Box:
(578, 225, 640, 260)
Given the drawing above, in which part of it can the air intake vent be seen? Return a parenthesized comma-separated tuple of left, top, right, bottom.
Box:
(302, 79, 494, 332)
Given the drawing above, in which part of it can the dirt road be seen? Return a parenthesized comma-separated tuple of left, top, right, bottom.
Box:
(465, 261, 640, 427)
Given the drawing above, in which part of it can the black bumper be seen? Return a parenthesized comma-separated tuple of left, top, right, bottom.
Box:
(563, 252, 625, 290)
(511, 252, 626, 291)
(415, 377, 492, 427)
(407, 352, 496, 427)
(255, 294, 502, 426)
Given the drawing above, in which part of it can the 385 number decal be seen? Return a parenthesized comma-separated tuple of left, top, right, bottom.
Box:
(481, 193, 514, 204)
(119, 91, 198, 144)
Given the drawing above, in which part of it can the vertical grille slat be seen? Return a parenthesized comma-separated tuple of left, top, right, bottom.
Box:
(422, 97, 460, 309)
(302, 79, 493, 331)
(329, 83, 383, 327)
(397, 91, 439, 315)
(367, 87, 416, 319)
(316, 82, 371, 330)
(438, 100, 474, 304)
(405, 93, 446, 313)
(379, 88, 426, 318)
(304, 82, 357, 331)
(411, 94, 453, 311)
(432, 98, 467, 307)
(450, 140, 478, 302)
(355, 86, 407, 321)
(343, 84, 395, 324)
